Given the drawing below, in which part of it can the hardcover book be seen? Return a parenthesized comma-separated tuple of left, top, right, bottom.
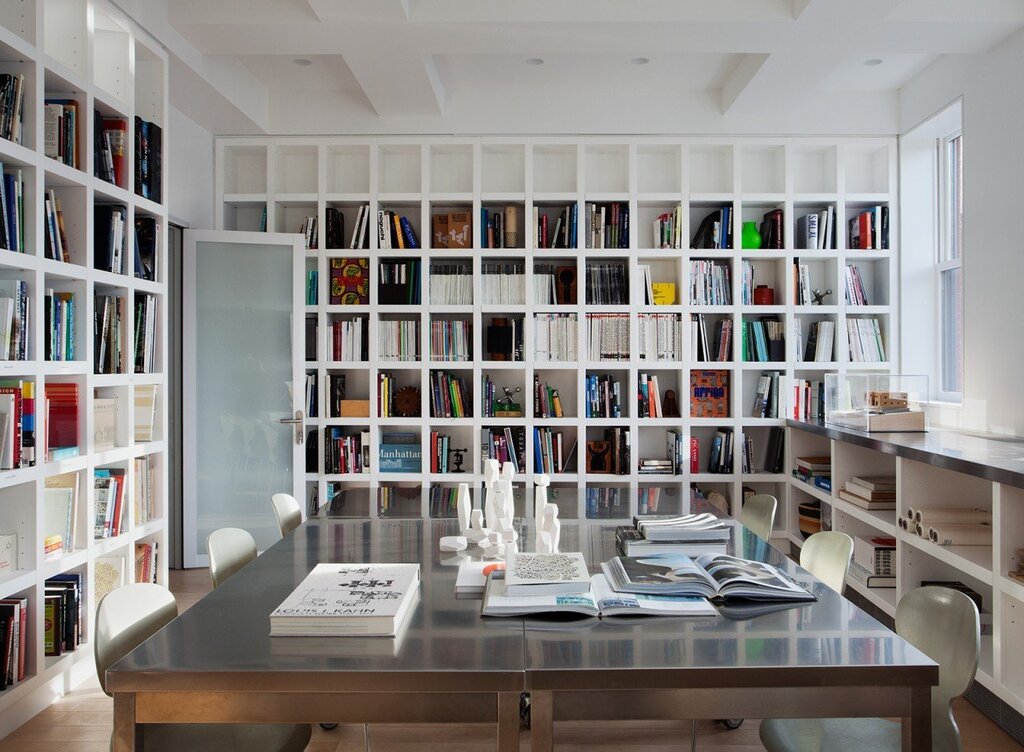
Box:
(503, 552, 590, 596)
(689, 370, 729, 418)
(329, 258, 369, 305)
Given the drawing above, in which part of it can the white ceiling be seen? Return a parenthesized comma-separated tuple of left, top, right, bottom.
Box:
(152, 0, 1024, 135)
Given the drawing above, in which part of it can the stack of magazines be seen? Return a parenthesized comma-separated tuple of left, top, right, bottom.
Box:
(615, 512, 731, 556)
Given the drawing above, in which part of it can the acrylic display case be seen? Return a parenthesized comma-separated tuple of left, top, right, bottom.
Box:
(825, 374, 928, 432)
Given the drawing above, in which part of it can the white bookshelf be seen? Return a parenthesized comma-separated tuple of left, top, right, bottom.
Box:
(215, 136, 896, 533)
(0, 0, 168, 736)
(787, 423, 1024, 718)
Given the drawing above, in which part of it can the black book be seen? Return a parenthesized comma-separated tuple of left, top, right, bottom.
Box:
(305, 316, 317, 361)
(148, 121, 162, 203)
(134, 216, 157, 280)
(690, 211, 717, 249)
(803, 322, 818, 362)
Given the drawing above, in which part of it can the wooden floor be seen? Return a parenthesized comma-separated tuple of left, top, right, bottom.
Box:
(0, 568, 1019, 752)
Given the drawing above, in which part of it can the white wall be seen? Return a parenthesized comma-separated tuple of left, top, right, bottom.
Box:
(899, 28, 1024, 436)
(168, 106, 215, 229)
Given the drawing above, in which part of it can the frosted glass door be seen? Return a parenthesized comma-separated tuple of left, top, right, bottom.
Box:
(183, 230, 304, 566)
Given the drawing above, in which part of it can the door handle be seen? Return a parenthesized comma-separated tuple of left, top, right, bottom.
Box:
(279, 410, 304, 445)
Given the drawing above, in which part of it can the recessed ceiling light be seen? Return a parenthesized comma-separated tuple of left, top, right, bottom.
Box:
(293, 58, 312, 67)
(631, 57, 650, 66)
(526, 57, 544, 66)
(864, 58, 883, 66)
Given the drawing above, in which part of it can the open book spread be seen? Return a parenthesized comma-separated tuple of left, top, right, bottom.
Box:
(602, 553, 815, 604)
(482, 572, 717, 617)
(270, 563, 420, 637)
(634, 513, 731, 542)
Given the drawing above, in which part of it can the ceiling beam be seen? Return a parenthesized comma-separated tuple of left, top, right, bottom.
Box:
(342, 46, 446, 117)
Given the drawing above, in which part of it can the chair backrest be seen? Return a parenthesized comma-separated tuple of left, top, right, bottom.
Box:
(95, 583, 177, 696)
(207, 527, 257, 589)
(739, 493, 777, 541)
(799, 531, 853, 593)
(896, 586, 980, 752)
(271, 492, 303, 537)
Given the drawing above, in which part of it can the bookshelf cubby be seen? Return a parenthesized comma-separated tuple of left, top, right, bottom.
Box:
(0, 0, 168, 736)
(216, 136, 896, 536)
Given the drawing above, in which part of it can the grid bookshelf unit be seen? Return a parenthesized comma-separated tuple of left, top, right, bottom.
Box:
(215, 136, 896, 535)
(0, 0, 169, 735)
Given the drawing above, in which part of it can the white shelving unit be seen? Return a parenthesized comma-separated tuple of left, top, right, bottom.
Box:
(787, 422, 1024, 717)
(0, 0, 168, 736)
(215, 136, 896, 533)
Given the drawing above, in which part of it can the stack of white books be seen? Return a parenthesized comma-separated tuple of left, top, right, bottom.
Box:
(270, 563, 420, 637)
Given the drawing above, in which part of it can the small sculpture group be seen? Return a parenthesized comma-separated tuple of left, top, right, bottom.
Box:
(438, 459, 560, 559)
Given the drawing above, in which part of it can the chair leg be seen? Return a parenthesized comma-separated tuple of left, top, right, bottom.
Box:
(363, 723, 370, 752)
(691, 719, 697, 752)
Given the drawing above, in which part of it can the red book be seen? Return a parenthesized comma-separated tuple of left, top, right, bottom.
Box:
(109, 470, 126, 537)
(540, 214, 548, 248)
(858, 212, 872, 249)
(102, 118, 128, 187)
(690, 437, 699, 473)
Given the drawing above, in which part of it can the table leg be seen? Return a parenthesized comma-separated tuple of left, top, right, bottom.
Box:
(901, 685, 931, 751)
(113, 692, 142, 752)
(497, 692, 520, 752)
(530, 691, 553, 752)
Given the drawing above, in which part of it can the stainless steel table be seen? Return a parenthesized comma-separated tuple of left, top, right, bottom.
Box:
(108, 496, 938, 751)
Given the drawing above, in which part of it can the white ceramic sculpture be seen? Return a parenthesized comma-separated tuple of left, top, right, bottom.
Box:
(439, 536, 467, 551)
(541, 504, 561, 553)
(534, 474, 550, 528)
(499, 462, 516, 529)
(456, 483, 471, 533)
(535, 530, 553, 554)
(465, 508, 486, 542)
(483, 459, 500, 528)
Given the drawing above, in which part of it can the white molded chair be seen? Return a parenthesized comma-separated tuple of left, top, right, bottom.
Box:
(738, 493, 777, 541)
(95, 583, 311, 751)
(207, 527, 257, 589)
(760, 586, 980, 752)
(271, 493, 303, 538)
(799, 531, 854, 594)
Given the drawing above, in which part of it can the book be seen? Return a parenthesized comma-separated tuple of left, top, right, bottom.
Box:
(837, 489, 896, 511)
(849, 475, 897, 492)
(615, 527, 727, 557)
(853, 536, 896, 576)
(45, 382, 79, 460)
(602, 553, 815, 604)
(503, 552, 590, 596)
(634, 513, 731, 543)
(482, 572, 717, 618)
(134, 385, 158, 442)
(270, 563, 420, 637)
(455, 560, 505, 596)
(848, 560, 896, 588)
(329, 258, 369, 305)
(842, 480, 895, 501)
(94, 555, 125, 605)
(689, 370, 729, 418)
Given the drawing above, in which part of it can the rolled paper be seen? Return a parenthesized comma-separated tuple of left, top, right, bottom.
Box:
(914, 508, 990, 525)
(905, 507, 917, 521)
(928, 524, 992, 546)
(914, 523, 925, 537)
(897, 516, 907, 530)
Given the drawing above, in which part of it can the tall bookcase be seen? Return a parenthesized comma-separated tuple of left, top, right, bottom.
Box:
(215, 137, 895, 534)
(0, 0, 168, 735)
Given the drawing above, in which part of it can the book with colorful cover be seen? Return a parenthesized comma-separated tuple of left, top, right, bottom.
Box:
(329, 258, 369, 305)
(689, 370, 729, 418)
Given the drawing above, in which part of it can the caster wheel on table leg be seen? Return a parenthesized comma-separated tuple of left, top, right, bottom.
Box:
(520, 693, 531, 728)
(319, 723, 340, 730)
(720, 719, 744, 730)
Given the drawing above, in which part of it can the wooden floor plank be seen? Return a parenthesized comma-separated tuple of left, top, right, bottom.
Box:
(0, 569, 1017, 751)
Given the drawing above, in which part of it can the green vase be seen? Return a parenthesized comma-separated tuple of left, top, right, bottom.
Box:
(742, 221, 762, 249)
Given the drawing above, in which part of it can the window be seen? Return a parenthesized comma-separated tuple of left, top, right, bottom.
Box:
(936, 131, 963, 400)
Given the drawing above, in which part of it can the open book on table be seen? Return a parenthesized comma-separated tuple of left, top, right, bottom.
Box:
(482, 572, 718, 618)
(601, 553, 815, 604)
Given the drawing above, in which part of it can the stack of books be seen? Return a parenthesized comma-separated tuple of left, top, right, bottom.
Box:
(614, 513, 730, 557)
(849, 535, 896, 588)
(793, 455, 831, 492)
(838, 475, 896, 510)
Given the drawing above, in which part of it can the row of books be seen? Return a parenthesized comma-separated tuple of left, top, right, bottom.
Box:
(428, 431, 459, 473)
(691, 207, 733, 249)
(329, 318, 369, 362)
(0, 74, 24, 144)
(431, 319, 471, 361)
(532, 427, 575, 474)
(45, 572, 83, 658)
(94, 114, 127, 188)
(848, 206, 889, 250)
(428, 263, 472, 305)
(377, 372, 416, 418)
(691, 314, 731, 361)
(637, 372, 677, 419)
(480, 206, 518, 249)
(533, 375, 565, 418)
(797, 207, 835, 250)
(844, 264, 871, 305)
(482, 426, 525, 474)
(586, 373, 622, 418)
(535, 264, 576, 305)
(134, 117, 162, 204)
(377, 319, 420, 362)
(378, 260, 421, 304)
(534, 313, 577, 362)
(638, 313, 682, 362)
(742, 317, 785, 362)
(44, 99, 79, 169)
(690, 260, 732, 305)
(533, 204, 578, 249)
(652, 207, 683, 249)
(0, 593, 27, 689)
(792, 379, 826, 422)
(134, 294, 158, 373)
(94, 295, 125, 374)
(95, 205, 128, 274)
(94, 467, 128, 539)
(42, 472, 77, 557)
(639, 429, 686, 475)
(585, 202, 629, 249)
(585, 427, 631, 475)
(639, 266, 676, 305)
(43, 189, 71, 262)
(0, 164, 23, 252)
(135, 540, 159, 584)
(847, 318, 886, 362)
(92, 388, 158, 449)
(750, 370, 781, 418)
(705, 428, 734, 474)
(481, 374, 514, 418)
(295, 216, 317, 250)
(799, 320, 836, 362)
(484, 316, 523, 361)
(325, 205, 371, 250)
(585, 263, 628, 305)
(134, 456, 157, 526)
(45, 290, 75, 361)
(587, 313, 629, 361)
(480, 263, 526, 304)
(430, 370, 470, 418)
(306, 270, 317, 305)
(0, 280, 27, 362)
(325, 428, 369, 474)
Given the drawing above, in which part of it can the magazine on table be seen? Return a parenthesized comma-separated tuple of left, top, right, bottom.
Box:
(633, 513, 731, 542)
(601, 553, 815, 604)
(482, 572, 717, 618)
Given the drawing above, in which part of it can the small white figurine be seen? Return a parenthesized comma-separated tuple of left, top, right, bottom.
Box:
(483, 459, 500, 529)
(535, 530, 553, 554)
(439, 536, 467, 551)
(534, 474, 550, 529)
(465, 509, 487, 542)
(456, 483, 471, 533)
(541, 504, 561, 553)
(499, 462, 516, 529)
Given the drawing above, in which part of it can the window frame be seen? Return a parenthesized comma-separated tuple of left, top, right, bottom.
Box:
(934, 129, 963, 402)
